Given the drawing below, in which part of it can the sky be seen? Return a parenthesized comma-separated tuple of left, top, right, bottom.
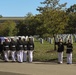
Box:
(0, 0, 76, 17)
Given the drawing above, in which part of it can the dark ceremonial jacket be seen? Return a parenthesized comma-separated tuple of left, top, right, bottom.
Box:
(16, 39, 24, 50)
(57, 42, 64, 52)
(23, 40, 28, 51)
(10, 40, 17, 51)
(66, 43, 73, 54)
(28, 41, 34, 50)
(0, 41, 3, 53)
(3, 41, 10, 51)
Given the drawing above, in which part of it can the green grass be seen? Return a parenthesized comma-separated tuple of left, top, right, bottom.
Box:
(33, 38, 76, 63)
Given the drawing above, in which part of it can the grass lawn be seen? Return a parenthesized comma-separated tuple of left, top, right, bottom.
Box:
(34, 38, 76, 63)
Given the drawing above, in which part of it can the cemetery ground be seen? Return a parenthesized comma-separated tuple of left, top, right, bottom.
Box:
(0, 61, 76, 75)
(0, 38, 76, 75)
(34, 38, 76, 63)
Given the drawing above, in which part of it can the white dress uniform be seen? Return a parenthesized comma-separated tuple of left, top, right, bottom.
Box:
(56, 39, 64, 64)
(66, 41, 73, 64)
(3, 38, 10, 62)
(16, 37, 24, 63)
(10, 38, 16, 62)
(28, 37, 34, 63)
(23, 38, 28, 62)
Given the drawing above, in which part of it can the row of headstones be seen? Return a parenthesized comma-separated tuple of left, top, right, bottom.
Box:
(55, 34, 76, 43)
(37, 34, 76, 44)
(74, 34, 76, 42)
(38, 37, 54, 44)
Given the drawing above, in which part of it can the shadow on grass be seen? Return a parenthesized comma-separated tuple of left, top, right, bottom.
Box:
(33, 58, 58, 65)
(46, 50, 56, 53)
(0, 60, 19, 63)
(34, 57, 67, 65)
(0, 71, 29, 75)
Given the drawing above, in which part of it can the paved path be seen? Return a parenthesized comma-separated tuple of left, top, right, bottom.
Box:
(0, 61, 76, 75)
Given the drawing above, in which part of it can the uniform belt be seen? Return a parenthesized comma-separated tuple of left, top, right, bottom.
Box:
(5, 46, 9, 47)
(24, 45, 27, 47)
(12, 45, 15, 47)
(19, 45, 23, 47)
(30, 45, 33, 47)
(67, 48, 72, 49)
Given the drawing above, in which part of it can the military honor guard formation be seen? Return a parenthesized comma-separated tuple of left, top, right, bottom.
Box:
(0, 36, 34, 63)
(0, 34, 74, 64)
(56, 39, 73, 64)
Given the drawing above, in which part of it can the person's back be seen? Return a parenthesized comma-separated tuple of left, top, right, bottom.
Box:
(23, 38, 28, 62)
(3, 38, 10, 62)
(23, 38, 28, 51)
(66, 41, 73, 53)
(17, 37, 24, 50)
(3, 39, 10, 51)
(0, 39, 3, 53)
(57, 41, 64, 52)
(28, 38, 34, 50)
(16, 37, 24, 63)
(10, 38, 17, 62)
(10, 38, 17, 51)
(56, 39, 64, 64)
(28, 37, 34, 63)
(66, 40, 73, 64)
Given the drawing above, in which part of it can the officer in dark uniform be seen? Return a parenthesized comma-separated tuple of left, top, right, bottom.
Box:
(16, 37, 24, 63)
(0, 38, 4, 60)
(56, 39, 64, 64)
(10, 38, 17, 62)
(23, 38, 28, 62)
(0, 39, 3, 55)
(3, 38, 10, 62)
(28, 37, 34, 62)
(66, 40, 73, 64)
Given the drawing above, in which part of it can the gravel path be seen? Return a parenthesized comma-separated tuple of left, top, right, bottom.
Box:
(0, 61, 76, 75)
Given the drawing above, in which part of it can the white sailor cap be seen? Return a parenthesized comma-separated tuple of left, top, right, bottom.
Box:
(4, 37, 7, 39)
(29, 37, 34, 41)
(11, 37, 14, 38)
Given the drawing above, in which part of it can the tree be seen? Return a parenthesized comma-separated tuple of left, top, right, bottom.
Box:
(25, 12, 33, 18)
(0, 20, 17, 36)
(65, 4, 76, 34)
(37, 0, 67, 13)
(16, 21, 28, 36)
(66, 4, 76, 13)
(17, 14, 43, 36)
(37, 10, 68, 37)
(0, 15, 2, 18)
(36, 0, 68, 37)
(65, 13, 76, 34)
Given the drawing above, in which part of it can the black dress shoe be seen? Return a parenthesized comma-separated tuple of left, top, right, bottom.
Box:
(67, 63, 72, 64)
(4, 60, 8, 62)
